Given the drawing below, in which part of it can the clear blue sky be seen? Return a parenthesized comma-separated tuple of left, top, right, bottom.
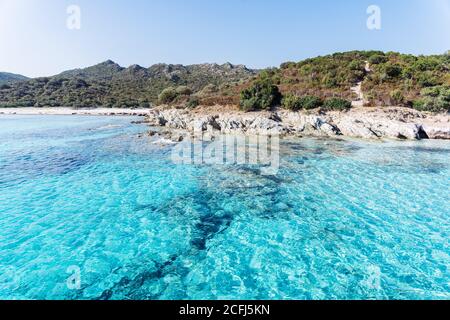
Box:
(0, 0, 449, 77)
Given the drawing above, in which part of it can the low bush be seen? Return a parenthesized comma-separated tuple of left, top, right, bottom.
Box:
(186, 96, 200, 108)
(383, 64, 403, 79)
(198, 84, 218, 96)
(158, 87, 178, 104)
(413, 86, 450, 112)
(412, 100, 427, 111)
(176, 86, 192, 96)
(282, 94, 323, 111)
(348, 60, 363, 71)
(281, 94, 301, 111)
(280, 61, 297, 69)
(417, 72, 440, 87)
(390, 89, 405, 106)
(323, 98, 352, 111)
(368, 54, 388, 65)
(239, 79, 281, 111)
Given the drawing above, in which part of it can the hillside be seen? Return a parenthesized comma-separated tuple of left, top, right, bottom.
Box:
(198, 51, 450, 112)
(0, 61, 256, 108)
(0, 51, 448, 112)
(0, 72, 28, 86)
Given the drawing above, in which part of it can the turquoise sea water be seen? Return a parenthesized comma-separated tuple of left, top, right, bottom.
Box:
(0, 115, 449, 300)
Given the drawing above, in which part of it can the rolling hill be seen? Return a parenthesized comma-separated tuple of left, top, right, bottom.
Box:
(200, 51, 450, 112)
(0, 61, 256, 108)
(0, 72, 28, 86)
(0, 51, 448, 112)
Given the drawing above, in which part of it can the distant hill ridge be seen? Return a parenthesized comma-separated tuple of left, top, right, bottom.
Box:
(0, 60, 256, 108)
(0, 72, 28, 86)
(56, 60, 253, 81)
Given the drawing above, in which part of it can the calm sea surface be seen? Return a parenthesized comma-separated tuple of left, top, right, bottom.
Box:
(0, 115, 449, 300)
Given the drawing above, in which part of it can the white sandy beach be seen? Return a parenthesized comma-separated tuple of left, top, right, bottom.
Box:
(0, 107, 151, 116)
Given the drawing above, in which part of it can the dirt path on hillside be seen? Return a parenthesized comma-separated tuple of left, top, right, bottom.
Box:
(351, 62, 371, 107)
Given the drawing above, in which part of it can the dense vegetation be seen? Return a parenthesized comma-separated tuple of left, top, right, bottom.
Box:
(1, 51, 448, 112)
(230, 51, 449, 112)
(412, 86, 450, 112)
(322, 98, 352, 111)
(361, 52, 450, 110)
(0, 61, 256, 108)
(239, 77, 281, 111)
(282, 94, 322, 111)
(0, 72, 28, 86)
(279, 94, 351, 112)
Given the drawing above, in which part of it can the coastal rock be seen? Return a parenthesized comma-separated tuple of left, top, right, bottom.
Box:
(319, 122, 341, 136)
(145, 107, 450, 141)
(332, 112, 427, 140)
(247, 116, 285, 135)
(419, 114, 450, 140)
(332, 117, 379, 139)
(216, 117, 245, 133)
(422, 125, 450, 140)
(192, 118, 207, 132)
(171, 132, 185, 142)
(154, 110, 189, 129)
(278, 112, 340, 136)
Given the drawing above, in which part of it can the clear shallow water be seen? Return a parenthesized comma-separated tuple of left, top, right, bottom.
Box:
(0, 115, 449, 300)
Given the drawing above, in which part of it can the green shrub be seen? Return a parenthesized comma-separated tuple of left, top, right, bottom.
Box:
(67, 79, 88, 89)
(138, 101, 150, 108)
(259, 68, 277, 80)
(323, 98, 352, 111)
(390, 89, 405, 106)
(282, 94, 301, 111)
(413, 86, 450, 112)
(176, 86, 192, 96)
(417, 72, 440, 87)
(239, 79, 281, 111)
(383, 64, 403, 79)
(186, 96, 200, 108)
(368, 54, 388, 65)
(282, 94, 323, 111)
(280, 61, 296, 69)
(322, 74, 339, 88)
(158, 87, 178, 104)
(199, 84, 218, 95)
(348, 61, 363, 71)
(300, 96, 323, 109)
(412, 99, 427, 111)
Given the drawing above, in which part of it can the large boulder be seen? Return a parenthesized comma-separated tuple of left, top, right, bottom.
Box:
(278, 112, 340, 136)
(247, 116, 285, 135)
(421, 115, 450, 140)
(422, 125, 450, 140)
(333, 114, 425, 140)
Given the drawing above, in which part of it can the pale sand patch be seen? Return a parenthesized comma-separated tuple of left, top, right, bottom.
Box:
(0, 107, 151, 116)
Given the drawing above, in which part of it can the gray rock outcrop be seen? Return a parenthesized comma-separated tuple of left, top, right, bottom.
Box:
(145, 107, 450, 141)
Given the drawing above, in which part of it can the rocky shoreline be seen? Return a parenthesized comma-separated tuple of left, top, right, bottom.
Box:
(1, 106, 448, 141)
(145, 106, 450, 141)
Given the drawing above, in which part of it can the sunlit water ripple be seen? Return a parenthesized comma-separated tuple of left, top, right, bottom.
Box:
(0, 115, 449, 300)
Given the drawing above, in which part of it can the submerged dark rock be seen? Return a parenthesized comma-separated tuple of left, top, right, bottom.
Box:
(191, 212, 233, 250)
